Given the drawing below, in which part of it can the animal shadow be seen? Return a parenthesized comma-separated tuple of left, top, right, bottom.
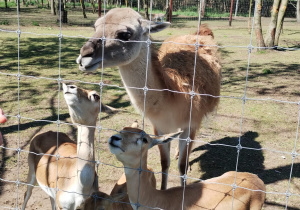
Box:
(190, 131, 264, 180)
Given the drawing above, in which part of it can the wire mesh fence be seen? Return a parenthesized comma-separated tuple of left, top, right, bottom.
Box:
(0, 0, 300, 209)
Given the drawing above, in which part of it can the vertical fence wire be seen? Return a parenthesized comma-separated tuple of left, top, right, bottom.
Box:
(54, 0, 63, 208)
(15, 0, 21, 207)
(230, 0, 258, 207)
(95, 0, 108, 196)
(181, 0, 203, 209)
(135, 0, 156, 208)
(284, 103, 300, 209)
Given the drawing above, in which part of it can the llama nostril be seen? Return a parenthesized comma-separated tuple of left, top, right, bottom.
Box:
(111, 135, 122, 141)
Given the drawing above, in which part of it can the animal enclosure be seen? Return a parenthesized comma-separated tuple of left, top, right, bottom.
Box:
(0, 2, 300, 210)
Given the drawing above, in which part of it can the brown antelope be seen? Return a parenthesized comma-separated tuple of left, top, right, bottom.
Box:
(83, 123, 156, 210)
(22, 84, 113, 210)
(77, 7, 221, 190)
(108, 127, 266, 210)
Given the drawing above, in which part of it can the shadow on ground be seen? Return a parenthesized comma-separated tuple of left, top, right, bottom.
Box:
(190, 131, 300, 209)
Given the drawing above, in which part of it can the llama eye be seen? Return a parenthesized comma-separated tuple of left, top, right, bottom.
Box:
(70, 85, 76, 89)
(117, 32, 132, 41)
(142, 138, 148, 143)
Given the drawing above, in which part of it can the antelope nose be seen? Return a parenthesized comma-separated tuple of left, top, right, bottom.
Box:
(111, 135, 122, 142)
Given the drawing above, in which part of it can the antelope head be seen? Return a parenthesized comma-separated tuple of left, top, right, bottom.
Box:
(109, 127, 182, 167)
(63, 83, 100, 126)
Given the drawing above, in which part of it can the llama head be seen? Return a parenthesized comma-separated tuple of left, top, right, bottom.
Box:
(109, 127, 182, 167)
(77, 8, 170, 72)
(63, 83, 100, 126)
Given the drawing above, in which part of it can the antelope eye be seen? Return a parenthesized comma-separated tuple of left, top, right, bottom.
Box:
(93, 94, 100, 101)
(117, 32, 132, 41)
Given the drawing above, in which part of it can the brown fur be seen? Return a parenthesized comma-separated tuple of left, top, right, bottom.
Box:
(30, 131, 77, 192)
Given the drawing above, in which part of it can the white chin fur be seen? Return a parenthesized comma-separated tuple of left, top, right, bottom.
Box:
(109, 145, 122, 155)
(76, 55, 82, 64)
(78, 56, 101, 72)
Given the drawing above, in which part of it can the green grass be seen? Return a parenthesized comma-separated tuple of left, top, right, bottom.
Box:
(0, 19, 9, 25)
(0, 1, 16, 8)
(0, 6, 300, 209)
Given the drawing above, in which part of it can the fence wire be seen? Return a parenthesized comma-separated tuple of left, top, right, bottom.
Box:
(0, 0, 299, 210)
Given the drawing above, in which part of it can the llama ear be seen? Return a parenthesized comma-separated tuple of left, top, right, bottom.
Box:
(131, 120, 139, 128)
(141, 20, 170, 34)
(150, 130, 183, 148)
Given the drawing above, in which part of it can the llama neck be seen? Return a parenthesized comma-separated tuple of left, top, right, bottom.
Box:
(118, 46, 166, 110)
(76, 125, 96, 186)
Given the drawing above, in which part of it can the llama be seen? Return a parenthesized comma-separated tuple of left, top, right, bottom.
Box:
(108, 127, 266, 210)
(22, 84, 113, 210)
(77, 8, 222, 189)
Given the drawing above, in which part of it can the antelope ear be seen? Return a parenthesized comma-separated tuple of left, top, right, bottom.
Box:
(141, 19, 170, 34)
(150, 130, 183, 148)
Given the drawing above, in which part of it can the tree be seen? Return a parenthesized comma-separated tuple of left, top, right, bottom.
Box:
(248, 0, 253, 33)
(4, 0, 8, 8)
(80, 0, 87, 18)
(297, 0, 300, 22)
(274, 0, 288, 46)
(254, 0, 265, 50)
(51, 0, 56, 15)
(255, 0, 289, 49)
(91, 0, 96, 13)
(143, 0, 149, 19)
(265, 0, 280, 47)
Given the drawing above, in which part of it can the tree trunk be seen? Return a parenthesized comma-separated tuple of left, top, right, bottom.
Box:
(98, 0, 101, 17)
(80, 0, 87, 18)
(91, 0, 96, 13)
(297, 0, 300, 23)
(143, 0, 149, 19)
(274, 0, 288, 46)
(4, 0, 8, 8)
(51, 0, 56, 15)
(254, 0, 265, 50)
(201, 0, 206, 17)
(265, 0, 280, 47)
(248, 0, 253, 33)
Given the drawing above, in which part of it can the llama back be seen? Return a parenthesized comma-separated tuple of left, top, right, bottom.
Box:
(156, 25, 221, 114)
